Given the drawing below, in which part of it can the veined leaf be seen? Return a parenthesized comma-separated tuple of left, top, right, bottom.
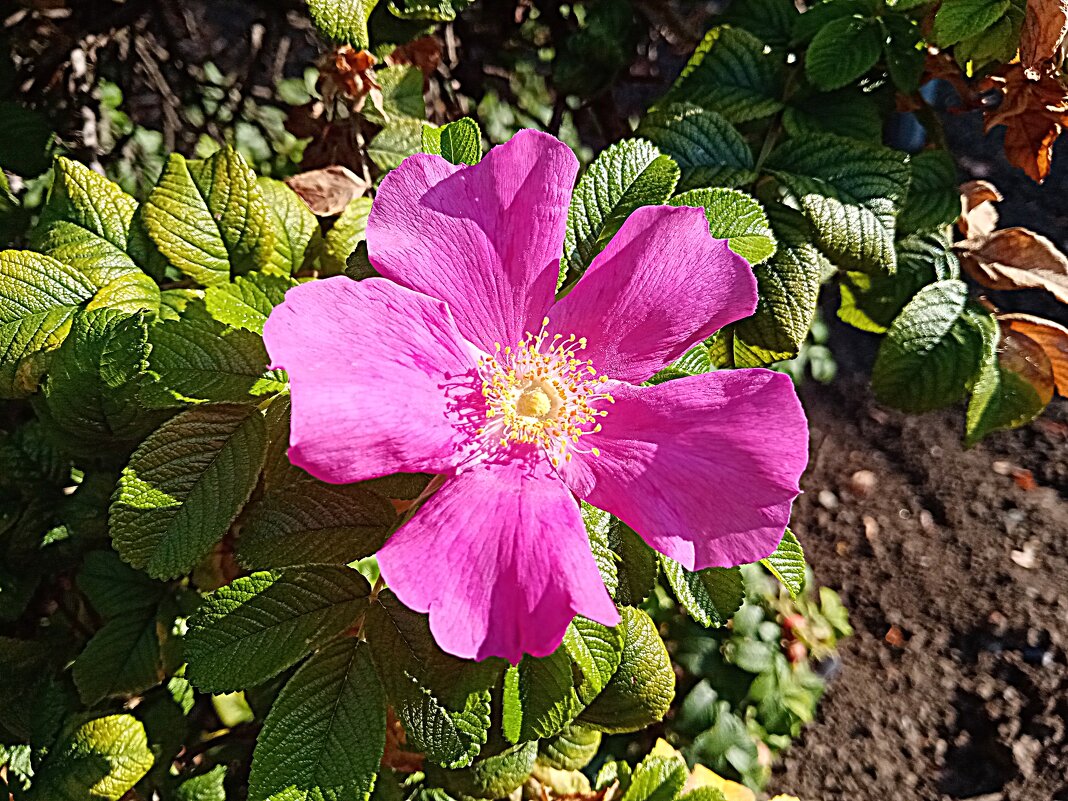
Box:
(805, 15, 882, 90)
(670, 187, 776, 265)
(582, 502, 618, 597)
(30, 714, 153, 801)
(78, 549, 166, 617)
(368, 119, 424, 172)
(538, 725, 602, 771)
(143, 313, 285, 406)
(175, 765, 227, 801)
(666, 26, 784, 123)
(660, 558, 744, 628)
(722, 0, 799, 48)
(767, 133, 909, 274)
(365, 65, 426, 126)
(258, 177, 319, 275)
(237, 482, 396, 570)
(610, 523, 658, 606)
(306, 0, 380, 46)
(637, 105, 754, 192)
(323, 197, 373, 275)
(110, 403, 269, 579)
(563, 617, 625, 705)
(422, 118, 482, 165)
(933, 0, 1011, 45)
(621, 751, 687, 801)
(872, 280, 986, 412)
(503, 647, 581, 744)
(72, 611, 165, 704)
(562, 138, 679, 286)
(427, 741, 537, 800)
(782, 88, 883, 143)
(248, 638, 385, 801)
(185, 566, 372, 692)
(204, 271, 296, 335)
(0, 249, 97, 397)
(899, 150, 959, 234)
(366, 591, 502, 769)
(144, 147, 274, 286)
(761, 528, 806, 597)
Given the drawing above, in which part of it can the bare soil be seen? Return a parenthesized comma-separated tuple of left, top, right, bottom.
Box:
(770, 375, 1068, 800)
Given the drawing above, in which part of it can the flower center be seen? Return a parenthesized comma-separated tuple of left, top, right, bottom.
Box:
(477, 318, 613, 466)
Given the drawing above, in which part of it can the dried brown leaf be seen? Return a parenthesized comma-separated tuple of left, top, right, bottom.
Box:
(959, 227, 1068, 304)
(1000, 312, 1068, 394)
(998, 325, 1056, 407)
(285, 166, 370, 216)
(983, 65, 1068, 183)
(958, 179, 1002, 239)
(1021, 0, 1068, 79)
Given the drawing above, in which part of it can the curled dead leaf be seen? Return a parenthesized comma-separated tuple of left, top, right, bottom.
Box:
(958, 227, 1068, 304)
(999, 312, 1068, 394)
(957, 179, 1002, 239)
(998, 324, 1056, 407)
(285, 166, 370, 216)
(982, 65, 1068, 183)
(1021, 0, 1068, 79)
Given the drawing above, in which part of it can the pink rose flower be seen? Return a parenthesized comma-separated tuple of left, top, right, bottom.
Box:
(263, 130, 809, 663)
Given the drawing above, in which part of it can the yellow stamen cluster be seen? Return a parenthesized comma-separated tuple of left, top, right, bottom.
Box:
(477, 318, 613, 466)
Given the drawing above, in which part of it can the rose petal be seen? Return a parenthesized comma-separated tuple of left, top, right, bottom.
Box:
(263, 276, 481, 483)
(548, 205, 757, 383)
(368, 130, 578, 353)
(378, 455, 619, 663)
(561, 369, 808, 570)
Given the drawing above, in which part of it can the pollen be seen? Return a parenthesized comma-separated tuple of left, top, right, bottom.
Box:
(477, 318, 612, 464)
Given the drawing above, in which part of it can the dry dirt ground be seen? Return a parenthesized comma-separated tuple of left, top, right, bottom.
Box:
(770, 376, 1068, 801)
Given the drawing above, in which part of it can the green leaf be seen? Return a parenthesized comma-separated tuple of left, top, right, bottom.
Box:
(610, 523, 658, 606)
(144, 147, 274, 286)
(72, 612, 165, 704)
(838, 232, 959, 333)
(31, 714, 153, 801)
(721, 0, 799, 48)
(561, 139, 679, 285)
(185, 566, 372, 693)
(307, 0, 380, 45)
(143, 313, 285, 406)
(576, 608, 674, 734)
(110, 403, 269, 579)
(323, 197, 373, 275)
(237, 481, 395, 570)
(666, 27, 784, 123)
(760, 528, 806, 597)
(804, 15, 882, 91)
(365, 591, 501, 769)
(365, 66, 427, 126)
(933, 0, 1010, 45)
(884, 14, 925, 93)
(368, 119, 425, 172)
(767, 133, 910, 274)
(78, 549, 166, 618)
(537, 725, 602, 771)
(660, 558, 744, 628)
(40, 308, 159, 453)
(965, 312, 1052, 445)
(175, 765, 228, 801)
(899, 150, 959, 234)
(637, 105, 754, 192)
(582, 502, 617, 597)
(871, 280, 986, 412)
(248, 638, 385, 801)
(204, 272, 296, 335)
(503, 647, 581, 744)
(428, 741, 538, 800)
(782, 88, 883, 143)
(670, 188, 775, 265)
(621, 752, 687, 801)
(563, 617, 625, 705)
(258, 177, 319, 275)
(953, 4, 1023, 68)
(421, 118, 482, 165)
(0, 249, 97, 398)
(30, 157, 145, 285)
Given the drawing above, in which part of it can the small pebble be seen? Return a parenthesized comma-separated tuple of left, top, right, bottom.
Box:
(1011, 543, 1037, 569)
(818, 489, 839, 510)
(849, 469, 877, 496)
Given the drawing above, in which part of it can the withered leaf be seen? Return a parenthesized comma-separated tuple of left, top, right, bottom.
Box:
(1000, 312, 1068, 394)
(983, 65, 1068, 183)
(957, 179, 1002, 239)
(1021, 0, 1068, 79)
(999, 325, 1056, 407)
(285, 166, 370, 216)
(959, 227, 1068, 304)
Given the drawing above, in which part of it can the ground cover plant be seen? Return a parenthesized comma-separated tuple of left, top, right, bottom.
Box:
(2, 1, 1067, 800)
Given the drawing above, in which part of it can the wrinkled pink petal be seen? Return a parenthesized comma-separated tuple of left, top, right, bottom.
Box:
(548, 206, 757, 384)
(367, 130, 578, 354)
(263, 276, 481, 483)
(377, 455, 619, 663)
(560, 370, 808, 570)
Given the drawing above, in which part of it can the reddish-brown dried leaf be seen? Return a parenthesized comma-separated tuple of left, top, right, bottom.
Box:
(982, 65, 1068, 183)
(1000, 312, 1068, 394)
(998, 325, 1056, 407)
(1021, 0, 1068, 78)
(388, 37, 443, 76)
(957, 179, 1002, 239)
(285, 166, 370, 216)
(959, 227, 1068, 304)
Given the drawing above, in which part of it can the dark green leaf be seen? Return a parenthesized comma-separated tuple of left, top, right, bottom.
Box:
(899, 150, 959, 234)
(761, 528, 806, 597)
(660, 558, 744, 628)
(563, 617, 625, 705)
(637, 105, 754, 192)
(306, 0, 380, 45)
(805, 15, 882, 90)
(670, 187, 775, 265)
(421, 118, 482, 165)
